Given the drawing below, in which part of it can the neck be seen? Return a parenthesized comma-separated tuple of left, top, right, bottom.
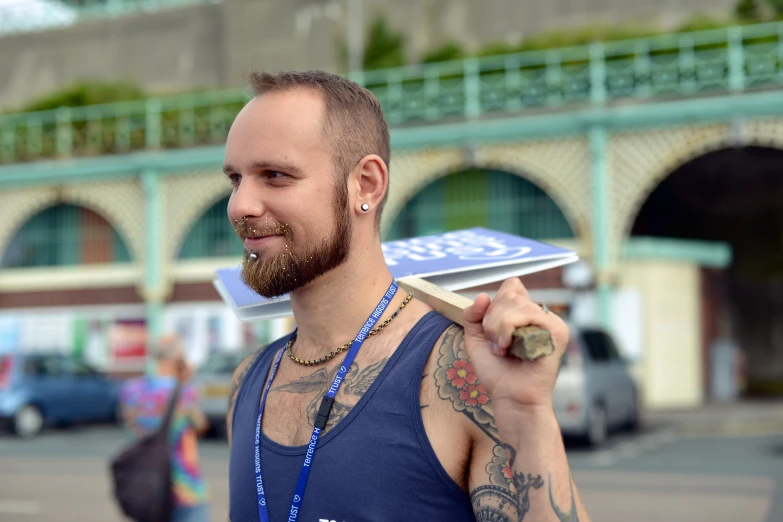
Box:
(289, 236, 397, 358)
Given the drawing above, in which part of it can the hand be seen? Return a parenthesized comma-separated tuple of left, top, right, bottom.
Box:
(462, 278, 570, 413)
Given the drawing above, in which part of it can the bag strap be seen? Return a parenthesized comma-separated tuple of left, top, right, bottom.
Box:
(158, 379, 182, 436)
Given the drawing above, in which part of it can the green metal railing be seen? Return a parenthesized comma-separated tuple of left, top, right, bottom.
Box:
(0, 0, 214, 38)
(4, 21, 783, 165)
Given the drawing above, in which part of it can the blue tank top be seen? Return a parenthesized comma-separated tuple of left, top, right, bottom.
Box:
(228, 311, 476, 521)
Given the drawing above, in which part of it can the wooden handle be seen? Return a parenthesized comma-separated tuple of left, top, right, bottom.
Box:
(398, 277, 555, 361)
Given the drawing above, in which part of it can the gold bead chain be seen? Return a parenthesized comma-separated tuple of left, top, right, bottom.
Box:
(285, 293, 413, 367)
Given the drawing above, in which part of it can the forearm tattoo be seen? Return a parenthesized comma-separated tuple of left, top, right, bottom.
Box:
(434, 325, 579, 521)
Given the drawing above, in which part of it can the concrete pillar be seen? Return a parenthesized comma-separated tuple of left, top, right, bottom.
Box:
(141, 169, 165, 373)
(590, 126, 612, 328)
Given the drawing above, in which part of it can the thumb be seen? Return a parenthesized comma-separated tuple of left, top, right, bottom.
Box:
(463, 293, 491, 340)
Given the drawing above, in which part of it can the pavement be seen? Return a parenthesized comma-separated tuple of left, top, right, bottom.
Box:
(641, 399, 783, 437)
(0, 399, 782, 522)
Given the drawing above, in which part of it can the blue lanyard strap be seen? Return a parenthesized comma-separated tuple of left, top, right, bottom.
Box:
(255, 280, 399, 522)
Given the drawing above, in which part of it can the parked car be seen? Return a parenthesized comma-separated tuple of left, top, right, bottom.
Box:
(0, 351, 122, 437)
(553, 325, 639, 447)
(192, 351, 248, 437)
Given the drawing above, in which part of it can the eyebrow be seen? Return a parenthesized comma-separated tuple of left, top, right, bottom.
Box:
(223, 160, 303, 176)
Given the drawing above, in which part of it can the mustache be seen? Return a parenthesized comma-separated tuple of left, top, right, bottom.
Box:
(233, 220, 294, 241)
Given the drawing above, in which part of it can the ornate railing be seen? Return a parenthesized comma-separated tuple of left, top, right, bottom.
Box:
(3, 21, 783, 164)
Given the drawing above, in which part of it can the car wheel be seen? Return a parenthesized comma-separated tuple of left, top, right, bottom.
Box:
(114, 401, 124, 425)
(586, 403, 608, 447)
(13, 404, 44, 438)
(625, 392, 640, 432)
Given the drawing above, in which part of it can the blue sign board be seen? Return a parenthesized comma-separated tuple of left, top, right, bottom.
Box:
(214, 228, 578, 321)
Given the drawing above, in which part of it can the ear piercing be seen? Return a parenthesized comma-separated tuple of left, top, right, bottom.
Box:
(361, 203, 370, 211)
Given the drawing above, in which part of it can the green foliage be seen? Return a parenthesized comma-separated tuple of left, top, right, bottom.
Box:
(19, 81, 146, 112)
(736, 0, 763, 20)
(676, 14, 736, 32)
(475, 42, 518, 58)
(422, 42, 465, 64)
(472, 17, 747, 59)
(767, 0, 783, 15)
(363, 16, 405, 70)
(518, 25, 659, 52)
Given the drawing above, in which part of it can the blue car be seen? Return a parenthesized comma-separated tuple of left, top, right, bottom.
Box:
(0, 351, 122, 437)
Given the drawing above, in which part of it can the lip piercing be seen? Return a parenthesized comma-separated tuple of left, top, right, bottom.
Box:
(249, 253, 258, 260)
(361, 203, 369, 211)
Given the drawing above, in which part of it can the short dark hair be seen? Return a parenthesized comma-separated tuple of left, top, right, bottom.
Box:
(248, 70, 391, 227)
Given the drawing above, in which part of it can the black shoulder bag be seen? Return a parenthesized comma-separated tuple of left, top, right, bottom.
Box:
(110, 380, 182, 522)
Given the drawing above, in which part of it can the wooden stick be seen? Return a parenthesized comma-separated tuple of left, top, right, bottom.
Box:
(398, 277, 555, 361)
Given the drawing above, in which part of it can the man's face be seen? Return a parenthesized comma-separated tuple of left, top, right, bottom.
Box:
(224, 89, 352, 298)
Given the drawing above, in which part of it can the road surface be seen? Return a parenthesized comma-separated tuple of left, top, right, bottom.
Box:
(0, 424, 781, 522)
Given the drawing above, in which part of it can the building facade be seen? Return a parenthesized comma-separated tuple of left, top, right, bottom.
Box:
(3, 16, 783, 409)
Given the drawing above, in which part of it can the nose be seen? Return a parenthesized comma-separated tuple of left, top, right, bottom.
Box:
(227, 180, 265, 224)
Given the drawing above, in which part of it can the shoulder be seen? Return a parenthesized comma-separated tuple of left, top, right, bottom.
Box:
(420, 323, 518, 492)
(229, 343, 273, 396)
(418, 323, 482, 487)
(226, 342, 278, 444)
(421, 322, 501, 444)
(227, 339, 285, 413)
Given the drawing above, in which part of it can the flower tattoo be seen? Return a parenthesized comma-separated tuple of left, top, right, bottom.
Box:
(460, 384, 490, 406)
(434, 326, 497, 441)
(446, 359, 478, 389)
(487, 444, 515, 487)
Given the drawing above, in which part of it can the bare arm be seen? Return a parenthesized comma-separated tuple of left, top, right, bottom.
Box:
(433, 325, 589, 521)
(187, 406, 210, 435)
(492, 407, 588, 522)
(226, 349, 263, 446)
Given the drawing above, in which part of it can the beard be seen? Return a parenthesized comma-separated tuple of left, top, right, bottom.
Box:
(235, 184, 352, 298)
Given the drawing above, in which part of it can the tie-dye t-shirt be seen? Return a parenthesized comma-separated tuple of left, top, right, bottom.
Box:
(119, 375, 208, 506)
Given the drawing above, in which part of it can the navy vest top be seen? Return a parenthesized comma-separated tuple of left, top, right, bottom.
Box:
(228, 311, 476, 521)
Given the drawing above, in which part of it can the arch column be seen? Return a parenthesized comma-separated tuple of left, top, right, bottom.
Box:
(142, 169, 164, 370)
(590, 126, 612, 327)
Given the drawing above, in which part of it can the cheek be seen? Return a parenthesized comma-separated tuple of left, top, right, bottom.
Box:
(295, 206, 337, 236)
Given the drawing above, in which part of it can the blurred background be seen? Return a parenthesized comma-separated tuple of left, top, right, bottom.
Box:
(1, 0, 783, 521)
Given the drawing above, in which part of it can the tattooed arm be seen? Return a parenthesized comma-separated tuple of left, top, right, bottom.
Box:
(226, 349, 263, 447)
(433, 325, 589, 522)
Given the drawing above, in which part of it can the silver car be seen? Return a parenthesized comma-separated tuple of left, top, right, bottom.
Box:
(192, 352, 247, 437)
(553, 325, 639, 447)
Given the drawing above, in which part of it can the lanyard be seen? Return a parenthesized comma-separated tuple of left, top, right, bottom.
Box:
(254, 280, 399, 522)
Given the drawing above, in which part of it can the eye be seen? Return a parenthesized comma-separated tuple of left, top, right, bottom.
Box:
(226, 173, 241, 186)
(267, 171, 286, 179)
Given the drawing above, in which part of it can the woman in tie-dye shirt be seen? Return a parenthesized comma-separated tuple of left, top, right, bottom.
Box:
(120, 335, 210, 522)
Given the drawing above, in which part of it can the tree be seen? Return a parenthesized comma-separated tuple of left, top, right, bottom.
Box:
(736, 0, 762, 19)
(422, 42, 465, 64)
(764, 0, 783, 16)
(362, 16, 405, 70)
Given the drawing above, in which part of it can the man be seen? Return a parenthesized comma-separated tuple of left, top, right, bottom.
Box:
(119, 334, 211, 522)
(225, 70, 591, 522)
